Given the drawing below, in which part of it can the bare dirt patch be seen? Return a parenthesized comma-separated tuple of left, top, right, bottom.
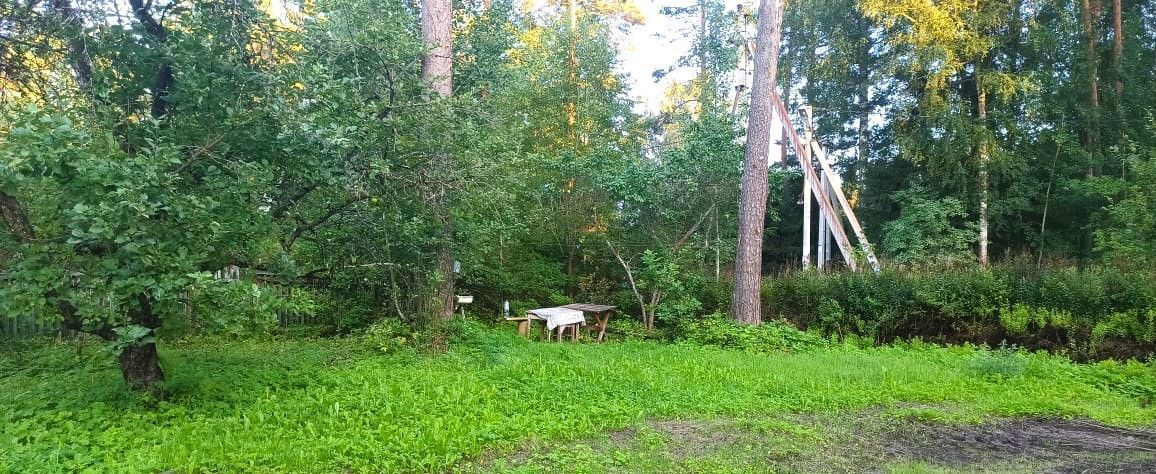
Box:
(647, 419, 743, 460)
(886, 418, 1156, 473)
(459, 410, 1156, 473)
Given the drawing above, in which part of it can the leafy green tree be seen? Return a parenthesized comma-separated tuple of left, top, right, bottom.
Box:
(881, 186, 978, 265)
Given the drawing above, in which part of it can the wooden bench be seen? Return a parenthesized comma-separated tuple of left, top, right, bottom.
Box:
(505, 313, 579, 341)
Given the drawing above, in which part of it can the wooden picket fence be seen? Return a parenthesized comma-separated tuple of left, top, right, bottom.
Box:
(0, 315, 72, 341)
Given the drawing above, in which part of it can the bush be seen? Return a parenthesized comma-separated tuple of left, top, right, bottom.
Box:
(609, 318, 664, 341)
(762, 265, 1156, 360)
(362, 318, 415, 354)
(186, 280, 316, 336)
(968, 346, 1028, 380)
(678, 313, 826, 354)
(315, 290, 379, 335)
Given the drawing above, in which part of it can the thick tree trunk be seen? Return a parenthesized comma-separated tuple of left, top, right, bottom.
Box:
(127, 0, 172, 119)
(120, 294, 165, 395)
(567, 0, 579, 139)
(0, 191, 35, 242)
(731, 0, 785, 326)
(566, 244, 576, 299)
(698, 0, 708, 112)
(422, 0, 455, 321)
(421, 0, 453, 96)
(119, 343, 165, 396)
(977, 74, 990, 266)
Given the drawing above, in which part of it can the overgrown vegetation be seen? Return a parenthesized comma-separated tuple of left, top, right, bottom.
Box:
(4, 0, 1156, 392)
(3, 329, 1155, 473)
(764, 265, 1156, 360)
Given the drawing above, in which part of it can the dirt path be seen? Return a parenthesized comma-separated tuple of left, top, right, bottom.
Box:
(460, 409, 1156, 473)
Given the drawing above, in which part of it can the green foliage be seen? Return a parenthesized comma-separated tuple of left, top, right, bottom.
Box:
(817, 297, 860, 342)
(967, 346, 1028, 380)
(881, 186, 978, 266)
(0, 102, 268, 335)
(998, 304, 1071, 335)
(362, 318, 416, 354)
(606, 318, 660, 341)
(765, 266, 1156, 359)
(1092, 310, 1156, 346)
(1094, 147, 1156, 266)
(3, 335, 1156, 472)
(678, 313, 827, 354)
(188, 280, 316, 336)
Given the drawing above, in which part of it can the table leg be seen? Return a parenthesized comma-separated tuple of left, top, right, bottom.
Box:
(597, 311, 612, 342)
(517, 320, 529, 337)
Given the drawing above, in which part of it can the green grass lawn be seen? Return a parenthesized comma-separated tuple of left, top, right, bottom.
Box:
(3, 329, 1155, 473)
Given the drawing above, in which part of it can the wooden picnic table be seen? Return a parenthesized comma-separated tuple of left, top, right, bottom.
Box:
(505, 303, 616, 342)
(560, 303, 615, 342)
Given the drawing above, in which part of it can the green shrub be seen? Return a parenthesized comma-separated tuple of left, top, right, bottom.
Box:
(817, 297, 860, 342)
(611, 318, 663, 341)
(968, 346, 1028, 380)
(362, 318, 415, 354)
(678, 313, 826, 354)
(656, 295, 702, 325)
(999, 304, 1072, 335)
(315, 290, 379, 335)
(881, 186, 978, 265)
(761, 265, 1156, 359)
(1093, 310, 1156, 345)
(187, 281, 316, 336)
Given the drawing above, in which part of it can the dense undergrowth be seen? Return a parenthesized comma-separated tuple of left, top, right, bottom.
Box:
(763, 265, 1156, 360)
(3, 324, 1156, 473)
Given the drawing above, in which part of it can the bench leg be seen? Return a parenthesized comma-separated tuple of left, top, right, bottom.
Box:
(516, 320, 529, 337)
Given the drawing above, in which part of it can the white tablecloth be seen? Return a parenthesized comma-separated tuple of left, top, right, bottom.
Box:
(528, 307, 585, 330)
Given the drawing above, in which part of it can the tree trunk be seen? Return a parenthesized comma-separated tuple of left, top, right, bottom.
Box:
(119, 343, 165, 396)
(0, 191, 35, 242)
(51, 0, 96, 95)
(120, 294, 165, 395)
(1111, 0, 1122, 100)
(421, 0, 455, 321)
(421, 0, 453, 97)
(731, 0, 785, 326)
(1079, 0, 1101, 176)
(127, 0, 173, 119)
(566, 244, 576, 299)
(566, 0, 579, 139)
(698, 0, 708, 113)
(977, 73, 990, 266)
(855, 17, 871, 188)
(435, 207, 456, 320)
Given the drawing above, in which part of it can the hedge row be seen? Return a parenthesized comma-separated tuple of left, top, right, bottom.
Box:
(762, 266, 1156, 360)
